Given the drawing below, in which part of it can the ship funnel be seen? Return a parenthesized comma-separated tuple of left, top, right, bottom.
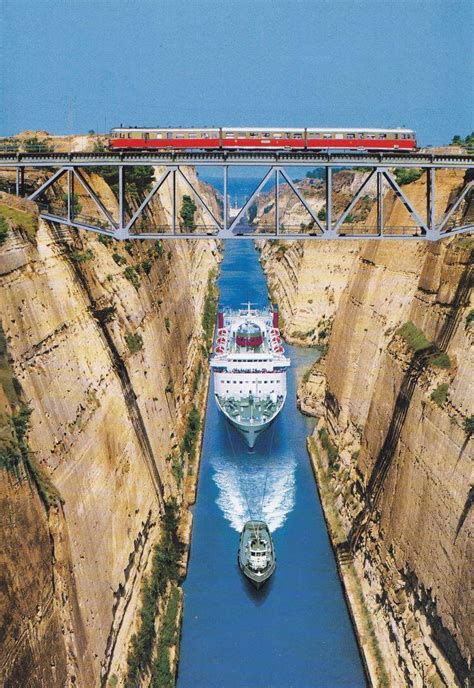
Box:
(218, 311, 224, 329)
(272, 305, 279, 328)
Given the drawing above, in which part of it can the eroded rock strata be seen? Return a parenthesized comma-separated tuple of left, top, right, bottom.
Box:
(0, 187, 219, 687)
(263, 232, 472, 686)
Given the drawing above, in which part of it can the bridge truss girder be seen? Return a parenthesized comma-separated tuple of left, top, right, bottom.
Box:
(5, 158, 474, 240)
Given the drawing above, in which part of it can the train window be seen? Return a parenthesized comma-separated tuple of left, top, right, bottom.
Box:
(323, 134, 332, 139)
(249, 132, 257, 137)
(176, 133, 185, 139)
(294, 133, 302, 139)
(202, 132, 209, 138)
(367, 134, 376, 139)
(402, 134, 410, 139)
(262, 133, 271, 138)
(225, 132, 235, 138)
(347, 133, 355, 139)
(188, 132, 198, 138)
(379, 134, 387, 139)
(155, 133, 163, 139)
(167, 133, 173, 139)
(273, 133, 282, 139)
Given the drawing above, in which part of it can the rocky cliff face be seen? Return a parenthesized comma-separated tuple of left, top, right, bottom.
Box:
(261, 173, 472, 686)
(0, 184, 219, 687)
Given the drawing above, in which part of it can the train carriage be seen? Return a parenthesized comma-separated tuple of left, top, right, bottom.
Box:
(109, 126, 417, 151)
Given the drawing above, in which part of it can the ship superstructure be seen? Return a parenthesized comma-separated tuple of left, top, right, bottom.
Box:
(210, 304, 290, 449)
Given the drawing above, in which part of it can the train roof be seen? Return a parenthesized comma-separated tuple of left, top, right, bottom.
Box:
(111, 126, 415, 134)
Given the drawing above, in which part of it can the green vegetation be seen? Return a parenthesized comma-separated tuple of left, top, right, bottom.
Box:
(463, 416, 474, 436)
(181, 406, 200, 459)
(112, 252, 127, 266)
(70, 248, 94, 263)
(98, 233, 114, 247)
(179, 195, 197, 230)
(394, 168, 423, 186)
(0, 214, 8, 245)
(397, 321, 431, 352)
(317, 207, 326, 221)
(125, 332, 143, 353)
(107, 675, 118, 688)
(0, 203, 37, 243)
(151, 586, 180, 688)
(397, 322, 451, 368)
(430, 383, 449, 407)
(202, 269, 219, 352)
(169, 452, 184, 486)
(466, 309, 474, 328)
(140, 259, 152, 275)
(125, 501, 180, 688)
(124, 265, 140, 289)
(430, 352, 451, 369)
(318, 427, 338, 470)
(450, 132, 474, 149)
(164, 317, 171, 333)
(23, 136, 54, 153)
(165, 381, 174, 394)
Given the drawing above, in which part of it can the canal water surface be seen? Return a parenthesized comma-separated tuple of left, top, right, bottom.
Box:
(177, 240, 366, 688)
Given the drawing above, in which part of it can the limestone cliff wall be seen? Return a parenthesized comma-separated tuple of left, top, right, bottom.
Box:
(261, 177, 472, 685)
(258, 240, 361, 344)
(311, 237, 473, 687)
(0, 190, 219, 687)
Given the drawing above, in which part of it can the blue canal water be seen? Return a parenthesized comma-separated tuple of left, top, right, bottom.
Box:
(177, 240, 366, 688)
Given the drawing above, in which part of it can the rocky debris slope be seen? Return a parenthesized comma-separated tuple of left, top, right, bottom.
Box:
(0, 188, 219, 687)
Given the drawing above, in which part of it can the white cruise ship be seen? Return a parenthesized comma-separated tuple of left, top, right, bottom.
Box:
(210, 304, 290, 449)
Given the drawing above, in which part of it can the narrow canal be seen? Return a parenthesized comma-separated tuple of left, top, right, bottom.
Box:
(177, 240, 366, 688)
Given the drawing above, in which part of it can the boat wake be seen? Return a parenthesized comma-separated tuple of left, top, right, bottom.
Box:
(211, 452, 296, 533)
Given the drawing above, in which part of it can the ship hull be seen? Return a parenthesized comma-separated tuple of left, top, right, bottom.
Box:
(215, 395, 283, 448)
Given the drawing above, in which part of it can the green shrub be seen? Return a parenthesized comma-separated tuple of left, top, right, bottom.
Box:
(179, 195, 197, 229)
(394, 168, 423, 186)
(125, 501, 180, 687)
(0, 214, 8, 245)
(466, 309, 474, 328)
(151, 586, 180, 688)
(181, 406, 200, 458)
(61, 193, 82, 217)
(430, 383, 449, 406)
(23, 136, 54, 153)
(70, 248, 94, 263)
(318, 427, 338, 469)
(98, 233, 113, 247)
(463, 416, 474, 436)
(164, 317, 171, 333)
(124, 266, 140, 289)
(202, 270, 219, 352)
(141, 260, 152, 275)
(112, 252, 127, 266)
(429, 352, 451, 369)
(317, 207, 326, 221)
(125, 332, 143, 353)
(397, 321, 431, 352)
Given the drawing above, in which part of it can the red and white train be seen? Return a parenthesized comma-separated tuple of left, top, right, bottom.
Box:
(109, 127, 417, 151)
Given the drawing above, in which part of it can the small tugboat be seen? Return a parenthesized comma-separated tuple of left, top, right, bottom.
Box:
(238, 520, 276, 589)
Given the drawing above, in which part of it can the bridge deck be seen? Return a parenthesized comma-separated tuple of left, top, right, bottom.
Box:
(0, 150, 473, 168)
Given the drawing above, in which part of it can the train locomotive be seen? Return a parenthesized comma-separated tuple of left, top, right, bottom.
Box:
(109, 126, 417, 152)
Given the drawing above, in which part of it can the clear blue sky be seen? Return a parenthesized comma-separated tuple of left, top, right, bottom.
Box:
(1, 0, 472, 145)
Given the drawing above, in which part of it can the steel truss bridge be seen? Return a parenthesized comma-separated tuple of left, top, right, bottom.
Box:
(1, 151, 473, 240)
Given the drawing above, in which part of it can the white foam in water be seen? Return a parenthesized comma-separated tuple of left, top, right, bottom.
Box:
(211, 452, 296, 533)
